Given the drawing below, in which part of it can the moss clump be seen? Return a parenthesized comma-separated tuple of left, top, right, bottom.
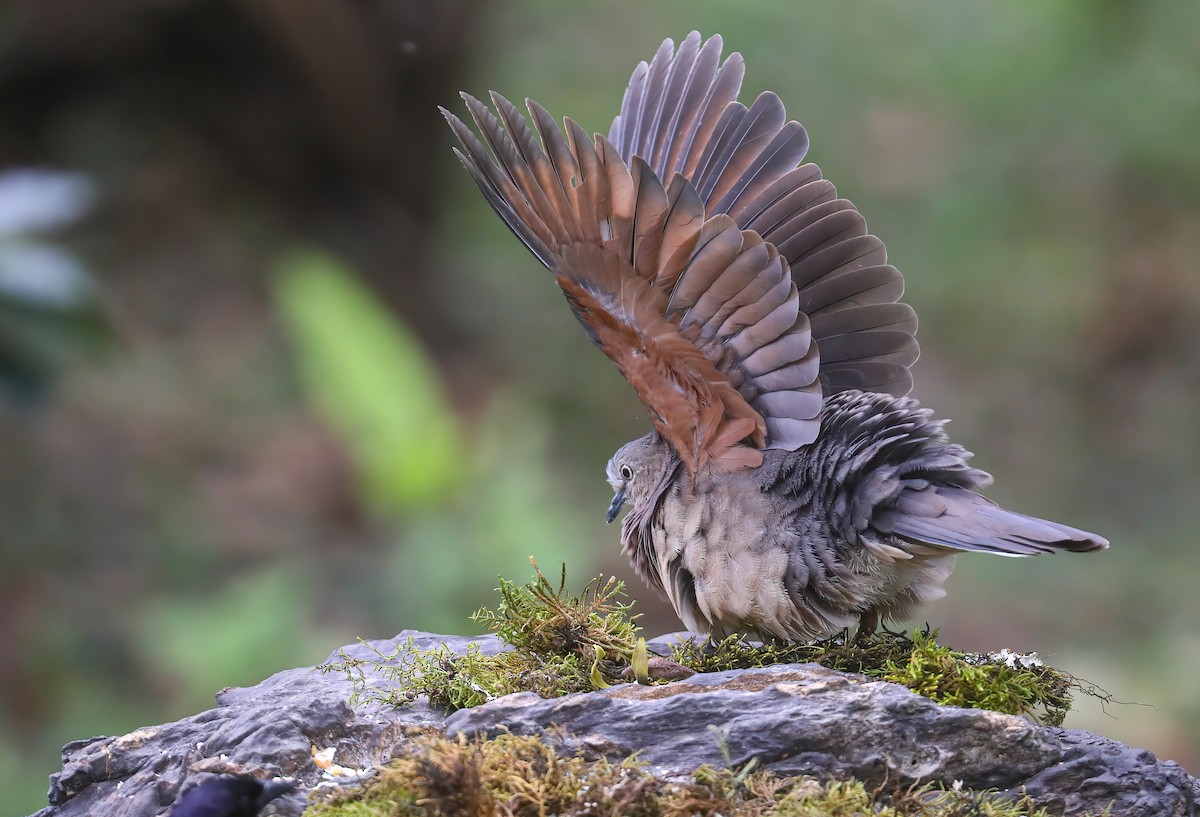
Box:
(321, 562, 1096, 724)
(325, 638, 590, 710)
(882, 632, 1074, 726)
(303, 731, 1074, 817)
(671, 627, 914, 675)
(318, 560, 640, 711)
(672, 628, 1080, 726)
(470, 560, 640, 664)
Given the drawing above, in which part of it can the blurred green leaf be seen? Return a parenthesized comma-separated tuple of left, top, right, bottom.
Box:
(138, 567, 331, 704)
(273, 249, 462, 514)
(379, 392, 599, 634)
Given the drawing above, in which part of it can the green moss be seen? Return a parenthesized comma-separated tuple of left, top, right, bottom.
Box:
(470, 559, 640, 664)
(303, 731, 1081, 817)
(317, 560, 640, 711)
(882, 632, 1074, 726)
(322, 638, 590, 710)
(671, 628, 1081, 726)
(320, 562, 1099, 724)
(671, 628, 914, 676)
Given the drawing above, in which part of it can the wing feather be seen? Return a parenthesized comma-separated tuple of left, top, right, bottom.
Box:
(664, 35, 732, 177)
(452, 32, 932, 464)
(446, 95, 824, 468)
(610, 33, 920, 399)
(875, 485, 1109, 555)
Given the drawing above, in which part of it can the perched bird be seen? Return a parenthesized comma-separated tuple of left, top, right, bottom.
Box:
(442, 32, 1107, 642)
(170, 775, 297, 817)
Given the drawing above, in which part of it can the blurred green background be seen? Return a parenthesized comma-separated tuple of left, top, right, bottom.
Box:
(2, 1, 1198, 812)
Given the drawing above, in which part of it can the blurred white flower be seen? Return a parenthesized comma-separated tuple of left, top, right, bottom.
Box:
(0, 168, 97, 309)
(0, 167, 107, 403)
(0, 169, 96, 236)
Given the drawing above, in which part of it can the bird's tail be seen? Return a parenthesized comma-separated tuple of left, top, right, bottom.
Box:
(874, 483, 1109, 556)
(811, 390, 1109, 557)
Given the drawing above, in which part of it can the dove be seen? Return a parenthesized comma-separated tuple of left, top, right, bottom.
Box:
(442, 31, 1107, 642)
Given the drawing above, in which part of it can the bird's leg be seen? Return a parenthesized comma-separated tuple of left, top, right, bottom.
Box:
(855, 609, 879, 642)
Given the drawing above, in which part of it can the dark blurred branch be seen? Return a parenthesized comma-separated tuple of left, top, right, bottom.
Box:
(0, 0, 484, 341)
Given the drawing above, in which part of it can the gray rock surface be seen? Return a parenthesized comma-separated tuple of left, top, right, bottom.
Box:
(32, 631, 502, 817)
(28, 631, 1199, 817)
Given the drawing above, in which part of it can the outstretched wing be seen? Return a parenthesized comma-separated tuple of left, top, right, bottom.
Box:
(609, 32, 920, 398)
(443, 94, 822, 471)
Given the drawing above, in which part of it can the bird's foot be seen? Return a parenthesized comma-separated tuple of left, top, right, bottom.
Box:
(854, 609, 879, 643)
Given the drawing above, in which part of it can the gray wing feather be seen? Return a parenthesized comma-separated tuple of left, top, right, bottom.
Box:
(791, 235, 887, 288)
(742, 173, 833, 235)
(779, 391, 1110, 556)
(609, 33, 919, 399)
(875, 486, 1109, 555)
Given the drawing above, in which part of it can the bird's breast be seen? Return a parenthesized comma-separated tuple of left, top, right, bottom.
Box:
(653, 472, 799, 638)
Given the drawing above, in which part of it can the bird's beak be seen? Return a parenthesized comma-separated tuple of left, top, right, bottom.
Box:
(605, 487, 627, 524)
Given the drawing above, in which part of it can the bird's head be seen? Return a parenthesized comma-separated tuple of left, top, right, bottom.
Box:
(604, 433, 677, 524)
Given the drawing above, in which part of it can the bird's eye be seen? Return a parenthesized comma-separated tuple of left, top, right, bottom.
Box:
(619, 464, 633, 480)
